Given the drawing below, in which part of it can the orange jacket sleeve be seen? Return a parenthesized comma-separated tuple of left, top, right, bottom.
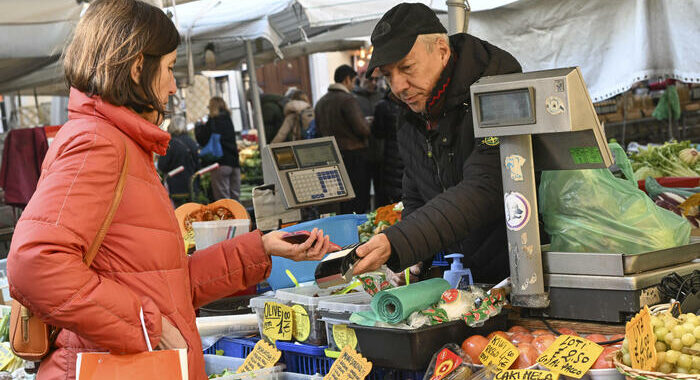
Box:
(188, 231, 271, 309)
(8, 132, 161, 353)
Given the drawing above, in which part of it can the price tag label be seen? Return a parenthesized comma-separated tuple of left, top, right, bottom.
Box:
(292, 304, 311, 342)
(494, 370, 559, 380)
(263, 302, 293, 341)
(479, 335, 520, 371)
(626, 306, 657, 371)
(236, 340, 281, 373)
(333, 324, 358, 350)
(536, 335, 603, 379)
(323, 346, 373, 380)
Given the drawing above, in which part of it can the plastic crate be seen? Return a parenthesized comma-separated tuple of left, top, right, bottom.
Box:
(204, 337, 259, 357)
(432, 252, 449, 267)
(269, 214, 366, 290)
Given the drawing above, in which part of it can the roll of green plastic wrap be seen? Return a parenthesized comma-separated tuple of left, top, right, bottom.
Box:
(370, 278, 451, 324)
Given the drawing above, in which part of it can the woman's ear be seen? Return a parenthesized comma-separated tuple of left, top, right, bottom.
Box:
(130, 54, 144, 85)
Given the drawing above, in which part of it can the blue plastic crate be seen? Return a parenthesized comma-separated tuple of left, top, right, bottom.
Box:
(432, 252, 449, 267)
(203, 337, 259, 358)
(276, 341, 424, 379)
(269, 214, 367, 290)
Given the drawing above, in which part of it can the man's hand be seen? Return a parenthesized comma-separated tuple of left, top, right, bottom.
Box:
(353, 233, 392, 275)
(262, 228, 330, 262)
(157, 316, 187, 350)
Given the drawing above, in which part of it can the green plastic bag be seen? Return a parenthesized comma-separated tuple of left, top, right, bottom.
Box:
(539, 143, 690, 254)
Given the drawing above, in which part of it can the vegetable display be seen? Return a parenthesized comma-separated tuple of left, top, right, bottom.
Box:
(358, 203, 403, 243)
(629, 141, 700, 180)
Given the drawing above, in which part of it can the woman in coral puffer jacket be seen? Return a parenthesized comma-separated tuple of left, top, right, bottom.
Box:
(6, 1, 332, 379)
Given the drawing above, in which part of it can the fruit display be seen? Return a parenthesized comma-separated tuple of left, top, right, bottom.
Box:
(461, 325, 624, 371)
(619, 311, 700, 374)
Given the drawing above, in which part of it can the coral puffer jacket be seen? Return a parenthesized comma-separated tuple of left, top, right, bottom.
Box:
(8, 88, 271, 380)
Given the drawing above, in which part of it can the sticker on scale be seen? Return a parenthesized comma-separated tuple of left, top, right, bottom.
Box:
(504, 192, 531, 231)
(504, 155, 526, 181)
(545, 96, 565, 115)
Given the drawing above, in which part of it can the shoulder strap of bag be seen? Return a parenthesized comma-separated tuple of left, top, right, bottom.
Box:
(84, 144, 129, 267)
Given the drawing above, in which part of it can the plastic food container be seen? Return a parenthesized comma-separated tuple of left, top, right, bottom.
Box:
(204, 354, 285, 379)
(192, 219, 250, 250)
(248, 295, 289, 340)
(317, 292, 372, 352)
(275, 285, 366, 345)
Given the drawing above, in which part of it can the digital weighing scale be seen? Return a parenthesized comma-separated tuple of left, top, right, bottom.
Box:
(253, 137, 356, 230)
(470, 67, 699, 321)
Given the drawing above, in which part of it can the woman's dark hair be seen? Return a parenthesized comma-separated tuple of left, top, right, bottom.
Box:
(64, 0, 180, 117)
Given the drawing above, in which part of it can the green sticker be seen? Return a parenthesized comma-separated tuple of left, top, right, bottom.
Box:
(570, 147, 603, 165)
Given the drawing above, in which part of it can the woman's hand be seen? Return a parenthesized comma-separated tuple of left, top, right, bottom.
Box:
(156, 316, 187, 350)
(262, 228, 331, 261)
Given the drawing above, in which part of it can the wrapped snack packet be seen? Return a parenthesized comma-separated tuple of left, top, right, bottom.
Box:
(357, 272, 392, 296)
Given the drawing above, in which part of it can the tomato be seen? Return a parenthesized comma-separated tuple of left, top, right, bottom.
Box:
(462, 335, 489, 365)
(557, 327, 579, 336)
(591, 347, 617, 369)
(508, 325, 530, 334)
(531, 329, 553, 336)
(585, 334, 608, 343)
(510, 333, 534, 344)
(607, 334, 625, 346)
(487, 331, 510, 341)
(532, 334, 557, 354)
(510, 343, 538, 369)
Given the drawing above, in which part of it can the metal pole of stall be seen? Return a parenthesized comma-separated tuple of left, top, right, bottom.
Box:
(245, 40, 267, 147)
(446, 0, 468, 34)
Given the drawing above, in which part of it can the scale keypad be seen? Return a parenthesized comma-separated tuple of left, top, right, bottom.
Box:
(287, 166, 347, 203)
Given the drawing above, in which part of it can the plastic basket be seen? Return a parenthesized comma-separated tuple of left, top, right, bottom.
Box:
(269, 214, 366, 290)
(204, 337, 259, 357)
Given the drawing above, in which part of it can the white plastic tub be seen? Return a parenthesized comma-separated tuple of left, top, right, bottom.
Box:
(248, 295, 289, 341)
(192, 219, 250, 250)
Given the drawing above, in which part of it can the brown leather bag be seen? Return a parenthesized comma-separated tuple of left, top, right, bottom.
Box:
(9, 147, 129, 361)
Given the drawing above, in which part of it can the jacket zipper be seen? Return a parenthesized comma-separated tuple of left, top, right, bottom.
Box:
(426, 135, 447, 191)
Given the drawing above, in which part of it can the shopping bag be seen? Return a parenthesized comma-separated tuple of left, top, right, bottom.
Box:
(76, 308, 188, 380)
(539, 143, 690, 254)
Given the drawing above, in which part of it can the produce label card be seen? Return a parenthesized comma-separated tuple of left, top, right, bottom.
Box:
(292, 304, 311, 342)
(537, 335, 603, 378)
(263, 302, 293, 341)
(495, 369, 560, 380)
(236, 340, 281, 373)
(479, 335, 519, 371)
(333, 324, 358, 350)
(625, 306, 657, 371)
(323, 346, 372, 380)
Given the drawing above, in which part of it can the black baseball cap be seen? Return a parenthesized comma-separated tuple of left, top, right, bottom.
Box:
(366, 3, 447, 78)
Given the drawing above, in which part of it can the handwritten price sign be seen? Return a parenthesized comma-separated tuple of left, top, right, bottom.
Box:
(324, 346, 372, 380)
(479, 335, 520, 371)
(263, 302, 293, 342)
(537, 335, 603, 379)
(237, 340, 281, 373)
(626, 306, 657, 371)
(494, 370, 559, 380)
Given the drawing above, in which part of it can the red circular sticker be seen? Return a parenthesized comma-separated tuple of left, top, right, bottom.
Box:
(442, 289, 459, 303)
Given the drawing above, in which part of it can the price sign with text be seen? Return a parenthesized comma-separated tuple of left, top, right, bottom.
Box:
(324, 346, 372, 380)
(237, 340, 281, 373)
(479, 335, 520, 371)
(263, 302, 293, 341)
(494, 369, 559, 380)
(626, 306, 657, 371)
(536, 335, 603, 379)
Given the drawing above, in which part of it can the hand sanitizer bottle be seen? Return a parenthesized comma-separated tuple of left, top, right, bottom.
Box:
(443, 254, 473, 289)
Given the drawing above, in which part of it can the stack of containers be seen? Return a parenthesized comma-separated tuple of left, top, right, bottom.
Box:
(274, 285, 368, 345)
(317, 292, 372, 355)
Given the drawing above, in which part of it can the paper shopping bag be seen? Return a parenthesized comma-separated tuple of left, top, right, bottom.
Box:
(76, 348, 188, 380)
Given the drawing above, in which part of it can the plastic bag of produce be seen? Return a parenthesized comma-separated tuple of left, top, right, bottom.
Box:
(539, 143, 690, 254)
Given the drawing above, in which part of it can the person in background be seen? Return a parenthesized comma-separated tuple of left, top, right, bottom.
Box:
(260, 89, 287, 144)
(6, 1, 334, 379)
(204, 96, 241, 201)
(353, 74, 384, 117)
(271, 89, 314, 143)
(158, 115, 200, 206)
(353, 3, 522, 284)
(372, 90, 405, 205)
(315, 64, 371, 214)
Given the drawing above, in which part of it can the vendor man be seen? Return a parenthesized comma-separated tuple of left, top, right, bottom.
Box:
(354, 3, 522, 283)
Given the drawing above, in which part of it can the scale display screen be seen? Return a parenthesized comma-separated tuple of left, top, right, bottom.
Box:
(294, 142, 338, 168)
(477, 88, 536, 127)
(272, 147, 298, 170)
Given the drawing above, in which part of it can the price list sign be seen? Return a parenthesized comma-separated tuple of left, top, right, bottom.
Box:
(263, 302, 293, 342)
(626, 306, 657, 371)
(537, 335, 603, 379)
(479, 335, 520, 371)
(237, 340, 281, 373)
(324, 346, 372, 380)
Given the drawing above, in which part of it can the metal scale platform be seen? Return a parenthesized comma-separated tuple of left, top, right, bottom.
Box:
(469, 67, 700, 322)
